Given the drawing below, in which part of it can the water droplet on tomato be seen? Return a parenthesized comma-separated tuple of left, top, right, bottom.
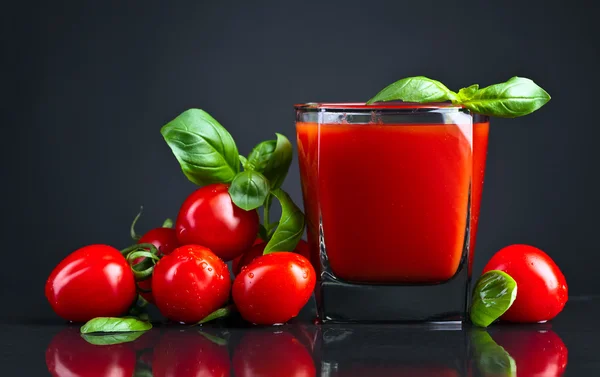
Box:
(248, 272, 254, 278)
(302, 271, 308, 279)
(208, 267, 213, 272)
(200, 262, 208, 269)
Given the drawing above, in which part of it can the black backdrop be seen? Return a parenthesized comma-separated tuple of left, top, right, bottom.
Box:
(2, 0, 599, 321)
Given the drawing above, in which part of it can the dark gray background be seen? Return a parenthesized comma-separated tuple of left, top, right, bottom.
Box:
(2, 0, 599, 321)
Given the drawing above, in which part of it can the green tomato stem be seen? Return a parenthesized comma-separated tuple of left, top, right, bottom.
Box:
(162, 218, 174, 228)
(130, 206, 144, 240)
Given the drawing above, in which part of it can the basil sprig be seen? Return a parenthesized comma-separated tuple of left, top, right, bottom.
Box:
(162, 109, 305, 252)
(367, 76, 551, 118)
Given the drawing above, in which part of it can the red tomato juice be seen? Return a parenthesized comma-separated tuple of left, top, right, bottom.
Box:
(297, 117, 489, 284)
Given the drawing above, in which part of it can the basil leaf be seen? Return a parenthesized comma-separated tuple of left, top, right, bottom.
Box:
(457, 84, 479, 102)
(462, 76, 551, 118)
(81, 331, 146, 346)
(228, 171, 270, 211)
(161, 109, 240, 185)
(264, 189, 305, 254)
(471, 330, 516, 376)
(246, 133, 293, 189)
(239, 155, 248, 169)
(196, 306, 232, 325)
(470, 270, 518, 327)
(366, 76, 458, 104)
(80, 317, 152, 334)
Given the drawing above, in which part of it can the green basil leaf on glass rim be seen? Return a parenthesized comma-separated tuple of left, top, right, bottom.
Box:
(470, 270, 518, 327)
(228, 170, 270, 211)
(80, 317, 152, 334)
(246, 133, 293, 189)
(161, 109, 240, 186)
(471, 330, 517, 376)
(366, 76, 458, 104)
(457, 84, 479, 102)
(81, 331, 146, 346)
(461, 76, 551, 118)
(264, 189, 305, 254)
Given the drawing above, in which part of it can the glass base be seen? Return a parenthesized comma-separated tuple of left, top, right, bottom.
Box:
(315, 262, 470, 323)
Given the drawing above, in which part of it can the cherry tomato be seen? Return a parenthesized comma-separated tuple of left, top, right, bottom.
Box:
(483, 244, 568, 323)
(139, 227, 179, 257)
(153, 330, 230, 377)
(46, 328, 136, 377)
(491, 328, 568, 377)
(45, 245, 137, 322)
(232, 252, 316, 325)
(233, 330, 315, 377)
(176, 183, 259, 261)
(232, 240, 311, 276)
(135, 227, 179, 304)
(152, 245, 231, 324)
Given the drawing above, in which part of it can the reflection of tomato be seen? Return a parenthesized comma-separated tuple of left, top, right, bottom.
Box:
(233, 331, 315, 377)
(233, 252, 316, 325)
(176, 183, 259, 261)
(46, 328, 136, 377)
(483, 244, 568, 323)
(153, 330, 230, 377)
(492, 329, 568, 377)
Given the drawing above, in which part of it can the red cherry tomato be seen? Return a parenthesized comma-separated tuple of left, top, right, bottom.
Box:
(153, 330, 230, 377)
(232, 240, 311, 276)
(483, 244, 568, 323)
(139, 227, 179, 257)
(232, 252, 316, 325)
(176, 183, 259, 261)
(45, 245, 137, 322)
(233, 330, 315, 377)
(152, 245, 231, 324)
(46, 328, 136, 377)
(135, 227, 179, 304)
(491, 328, 568, 377)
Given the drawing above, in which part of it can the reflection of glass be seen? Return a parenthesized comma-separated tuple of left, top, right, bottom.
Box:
(314, 324, 466, 377)
(470, 326, 568, 377)
(296, 103, 478, 322)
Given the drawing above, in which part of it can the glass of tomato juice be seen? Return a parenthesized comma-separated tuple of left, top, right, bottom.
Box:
(295, 102, 489, 323)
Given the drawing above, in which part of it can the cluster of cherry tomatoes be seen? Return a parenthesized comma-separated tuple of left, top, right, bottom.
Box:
(45, 183, 316, 326)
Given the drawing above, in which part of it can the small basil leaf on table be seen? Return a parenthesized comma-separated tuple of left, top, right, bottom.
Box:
(264, 189, 305, 254)
(246, 133, 293, 189)
(470, 270, 517, 327)
(196, 306, 232, 325)
(161, 109, 240, 185)
(81, 331, 146, 346)
(80, 317, 152, 334)
(228, 171, 270, 211)
(461, 76, 551, 118)
(471, 330, 516, 376)
(366, 76, 458, 104)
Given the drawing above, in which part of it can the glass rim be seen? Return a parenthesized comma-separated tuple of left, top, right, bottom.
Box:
(294, 102, 463, 111)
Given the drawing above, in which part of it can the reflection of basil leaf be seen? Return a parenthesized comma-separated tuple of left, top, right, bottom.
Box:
(471, 330, 516, 376)
(228, 171, 270, 210)
(81, 331, 146, 346)
(264, 189, 305, 253)
(470, 270, 517, 327)
(80, 317, 152, 334)
(366, 76, 457, 104)
(461, 77, 551, 118)
(246, 133, 293, 189)
(161, 109, 240, 185)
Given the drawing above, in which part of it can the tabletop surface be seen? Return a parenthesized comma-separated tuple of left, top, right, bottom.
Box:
(1, 296, 598, 376)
